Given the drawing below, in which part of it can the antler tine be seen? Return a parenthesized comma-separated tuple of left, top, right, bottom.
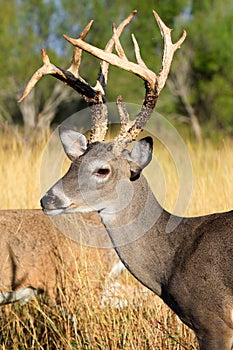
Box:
(95, 10, 137, 92)
(113, 24, 128, 60)
(67, 20, 94, 77)
(88, 10, 137, 143)
(153, 10, 187, 94)
(131, 33, 147, 68)
(90, 10, 137, 143)
(116, 96, 131, 134)
(18, 21, 97, 104)
(113, 11, 186, 152)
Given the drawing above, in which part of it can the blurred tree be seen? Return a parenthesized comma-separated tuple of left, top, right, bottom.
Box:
(0, 0, 188, 132)
(3, 0, 232, 136)
(189, 0, 233, 132)
(0, 0, 84, 131)
(167, 47, 202, 141)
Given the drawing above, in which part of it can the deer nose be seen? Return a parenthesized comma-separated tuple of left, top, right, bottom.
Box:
(40, 193, 57, 209)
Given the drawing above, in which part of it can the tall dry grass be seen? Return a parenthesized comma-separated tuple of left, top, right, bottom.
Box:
(1, 128, 233, 349)
(0, 130, 47, 209)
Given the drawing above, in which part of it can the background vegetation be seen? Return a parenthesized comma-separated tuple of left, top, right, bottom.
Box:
(1, 129, 233, 349)
(0, 0, 233, 137)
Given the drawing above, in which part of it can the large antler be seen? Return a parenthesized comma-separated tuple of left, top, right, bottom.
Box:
(18, 11, 137, 143)
(64, 10, 186, 152)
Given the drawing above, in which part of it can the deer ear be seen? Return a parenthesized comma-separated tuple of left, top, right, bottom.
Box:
(59, 126, 87, 161)
(128, 137, 153, 180)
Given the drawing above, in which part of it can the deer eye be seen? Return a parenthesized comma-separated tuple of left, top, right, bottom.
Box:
(94, 167, 110, 177)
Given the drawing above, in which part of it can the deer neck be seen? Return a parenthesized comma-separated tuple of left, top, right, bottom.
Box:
(99, 175, 184, 296)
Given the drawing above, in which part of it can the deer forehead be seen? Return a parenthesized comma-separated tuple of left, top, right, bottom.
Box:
(77, 142, 130, 172)
(77, 157, 130, 177)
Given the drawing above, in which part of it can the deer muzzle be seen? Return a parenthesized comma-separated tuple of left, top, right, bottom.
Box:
(40, 192, 66, 216)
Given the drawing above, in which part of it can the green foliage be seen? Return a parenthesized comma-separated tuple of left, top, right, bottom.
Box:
(0, 0, 60, 121)
(189, 0, 233, 131)
(0, 0, 188, 125)
(0, 0, 233, 134)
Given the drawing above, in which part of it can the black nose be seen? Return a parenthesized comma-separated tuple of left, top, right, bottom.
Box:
(40, 193, 57, 209)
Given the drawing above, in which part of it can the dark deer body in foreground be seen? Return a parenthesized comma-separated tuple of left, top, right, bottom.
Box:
(20, 10, 233, 350)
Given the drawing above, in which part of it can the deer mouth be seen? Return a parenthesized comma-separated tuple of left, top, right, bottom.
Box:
(42, 208, 66, 216)
(42, 203, 84, 216)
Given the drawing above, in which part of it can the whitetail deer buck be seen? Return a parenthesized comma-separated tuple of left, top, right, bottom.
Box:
(19, 9, 233, 350)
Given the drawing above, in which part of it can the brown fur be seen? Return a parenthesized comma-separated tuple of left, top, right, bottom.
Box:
(0, 209, 107, 305)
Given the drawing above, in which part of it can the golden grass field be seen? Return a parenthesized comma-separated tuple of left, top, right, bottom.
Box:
(1, 128, 233, 349)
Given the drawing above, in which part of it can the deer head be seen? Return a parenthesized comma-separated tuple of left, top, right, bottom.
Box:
(19, 10, 186, 217)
